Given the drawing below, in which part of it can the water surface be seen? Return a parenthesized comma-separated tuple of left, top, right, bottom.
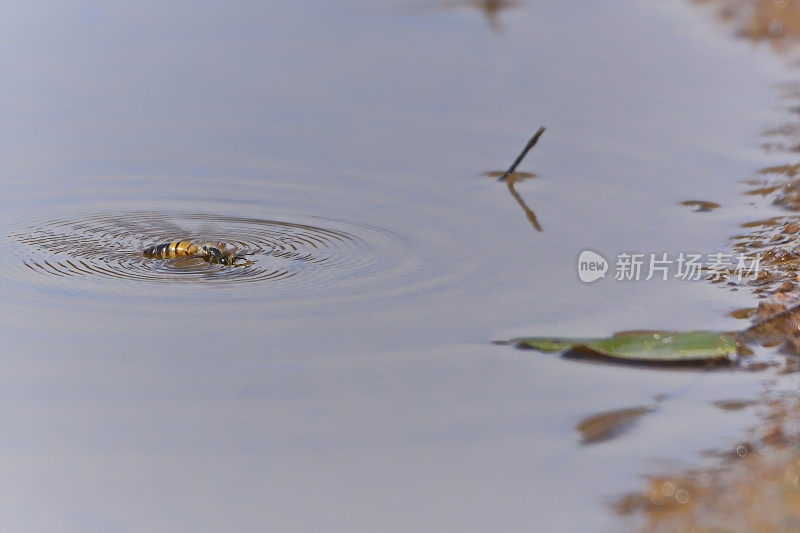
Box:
(0, 0, 794, 531)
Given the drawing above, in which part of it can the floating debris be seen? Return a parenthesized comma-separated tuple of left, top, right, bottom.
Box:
(576, 406, 653, 444)
(502, 331, 737, 365)
(497, 127, 546, 182)
(713, 399, 758, 411)
(680, 200, 721, 212)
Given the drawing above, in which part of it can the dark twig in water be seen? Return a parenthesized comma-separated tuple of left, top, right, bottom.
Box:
(498, 126, 546, 181)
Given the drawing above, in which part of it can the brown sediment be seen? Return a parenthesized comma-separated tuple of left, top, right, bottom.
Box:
(712, 399, 758, 410)
(692, 0, 800, 53)
(728, 307, 756, 319)
(615, 394, 800, 532)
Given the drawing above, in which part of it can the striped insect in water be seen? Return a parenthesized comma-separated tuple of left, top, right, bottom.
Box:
(143, 241, 251, 265)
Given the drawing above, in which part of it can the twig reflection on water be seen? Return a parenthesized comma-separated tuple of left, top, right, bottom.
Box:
(505, 172, 543, 232)
(482, 171, 542, 231)
(487, 126, 546, 232)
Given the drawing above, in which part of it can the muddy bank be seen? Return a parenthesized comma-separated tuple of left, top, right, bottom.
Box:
(615, 1, 800, 529)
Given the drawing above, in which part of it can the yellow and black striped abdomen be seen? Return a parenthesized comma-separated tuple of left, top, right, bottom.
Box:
(143, 241, 198, 259)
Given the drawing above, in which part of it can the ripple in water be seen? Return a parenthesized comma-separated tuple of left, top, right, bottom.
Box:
(5, 211, 407, 300)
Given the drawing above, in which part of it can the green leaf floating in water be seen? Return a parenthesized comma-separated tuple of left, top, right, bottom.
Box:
(505, 331, 737, 365)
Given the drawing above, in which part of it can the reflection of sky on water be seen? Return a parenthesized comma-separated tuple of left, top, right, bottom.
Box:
(0, 0, 795, 531)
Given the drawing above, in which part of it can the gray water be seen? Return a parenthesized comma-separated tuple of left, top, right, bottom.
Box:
(0, 0, 795, 531)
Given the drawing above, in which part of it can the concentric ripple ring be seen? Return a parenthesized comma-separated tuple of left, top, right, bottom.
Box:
(4, 211, 410, 300)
